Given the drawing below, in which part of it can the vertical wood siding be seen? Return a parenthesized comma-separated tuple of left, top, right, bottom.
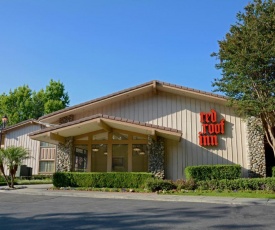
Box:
(5, 124, 41, 174)
(73, 91, 248, 180)
(40, 148, 56, 160)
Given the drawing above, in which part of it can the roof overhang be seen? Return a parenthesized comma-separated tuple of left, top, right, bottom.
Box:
(38, 80, 227, 124)
(3, 119, 46, 134)
(156, 82, 227, 104)
(39, 82, 154, 124)
(29, 114, 182, 144)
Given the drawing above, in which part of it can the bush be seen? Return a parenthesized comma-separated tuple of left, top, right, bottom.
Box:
(53, 172, 153, 188)
(145, 178, 176, 192)
(175, 179, 196, 190)
(52, 172, 72, 187)
(0, 175, 52, 186)
(16, 175, 53, 180)
(0, 176, 5, 183)
(16, 179, 52, 185)
(0, 176, 6, 186)
(197, 178, 275, 191)
(185, 165, 241, 181)
(32, 175, 53, 180)
(272, 167, 275, 177)
(0, 176, 18, 186)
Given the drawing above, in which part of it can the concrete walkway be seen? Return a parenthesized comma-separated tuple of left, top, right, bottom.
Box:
(1, 184, 275, 206)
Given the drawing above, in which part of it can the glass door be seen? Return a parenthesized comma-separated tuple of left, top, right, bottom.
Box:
(91, 144, 107, 172)
(74, 146, 87, 172)
(112, 144, 128, 172)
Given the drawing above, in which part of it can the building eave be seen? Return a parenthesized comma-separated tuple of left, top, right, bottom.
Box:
(30, 114, 182, 144)
(38, 80, 227, 124)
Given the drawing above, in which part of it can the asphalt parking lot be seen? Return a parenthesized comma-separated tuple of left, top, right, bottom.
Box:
(0, 185, 275, 229)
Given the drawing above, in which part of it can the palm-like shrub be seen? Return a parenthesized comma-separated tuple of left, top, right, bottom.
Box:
(0, 146, 30, 188)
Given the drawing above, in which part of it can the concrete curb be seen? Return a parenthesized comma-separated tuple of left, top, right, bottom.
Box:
(1, 184, 275, 206)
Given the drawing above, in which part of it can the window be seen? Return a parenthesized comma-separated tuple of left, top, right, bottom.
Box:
(39, 161, 55, 173)
(39, 142, 56, 174)
(74, 146, 87, 172)
(91, 144, 107, 172)
(112, 132, 128, 140)
(133, 135, 147, 140)
(132, 144, 148, 172)
(112, 144, 128, 172)
(89, 129, 148, 173)
(93, 132, 108, 140)
(40, 142, 56, 148)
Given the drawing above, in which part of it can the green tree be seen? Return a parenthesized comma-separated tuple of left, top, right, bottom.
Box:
(0, 79, 70, 126)
(31, 89, 46, 119)
(44, 79, 70, 114)
(0, 85, 33, 125)
(212, 0, 275, 155)
(0, 146, 30, 188)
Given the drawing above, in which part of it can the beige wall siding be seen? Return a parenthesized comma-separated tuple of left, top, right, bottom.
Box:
(5, 124, 41, 175)
(74, 91, 248, 180)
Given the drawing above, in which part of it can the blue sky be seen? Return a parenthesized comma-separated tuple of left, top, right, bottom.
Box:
(0, 0, 250, 106)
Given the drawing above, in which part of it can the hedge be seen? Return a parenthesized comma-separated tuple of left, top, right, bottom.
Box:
(185, 165, 241, 181)
(0, 176, 18, 186)
(197, 178, 275, 191)
(145, 178, 176, 192)
(0, 176, 7, 186)
(53, 172, 153, 188)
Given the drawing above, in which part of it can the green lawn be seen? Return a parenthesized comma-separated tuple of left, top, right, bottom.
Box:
(55, 186, 275, 199)
(169, 190, 275, 199)
(2, 177, 275, 199)
(16, 179, 52, 185)
(0, 178, 52, 186)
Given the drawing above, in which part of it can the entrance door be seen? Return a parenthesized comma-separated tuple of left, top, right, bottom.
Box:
(112, 144, 128, 172)
(74, 146, 87, 172)
(91, 144, 107, 172)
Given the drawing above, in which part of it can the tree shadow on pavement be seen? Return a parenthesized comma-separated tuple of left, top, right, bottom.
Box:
(0, 204, 269, 230)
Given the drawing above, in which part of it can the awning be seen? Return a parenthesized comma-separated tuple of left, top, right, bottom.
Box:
(29, 114, 182, 144)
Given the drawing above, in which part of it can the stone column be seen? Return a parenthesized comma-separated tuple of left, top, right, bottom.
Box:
(246, 117, 266, 177)
(56, 137, 74, 172)
(148, 136, 165, 179)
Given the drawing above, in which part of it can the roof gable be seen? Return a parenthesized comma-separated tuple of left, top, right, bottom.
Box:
(39, 80, 227, 123)
(3, 119, 45, 133)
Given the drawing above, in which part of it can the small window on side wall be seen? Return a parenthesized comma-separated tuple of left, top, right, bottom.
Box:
(39, 161, 55, 173)
(40, 142, 56, 148)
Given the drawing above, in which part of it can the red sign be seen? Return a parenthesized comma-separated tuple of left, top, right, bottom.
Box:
(199, 109, 225, 146)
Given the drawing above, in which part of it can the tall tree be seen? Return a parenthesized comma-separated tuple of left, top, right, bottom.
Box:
(44, 79, 70, 114)
(0, 79, 70, 126)
(0, 85, 33, 125)
(212, 0, 275, 155)
(31, 89, 46, 119)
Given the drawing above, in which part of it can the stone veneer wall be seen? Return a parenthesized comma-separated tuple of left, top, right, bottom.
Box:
(246, 117, 266, 177)
(56, 137, 74, 172)
(148, 136, 165, 179)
